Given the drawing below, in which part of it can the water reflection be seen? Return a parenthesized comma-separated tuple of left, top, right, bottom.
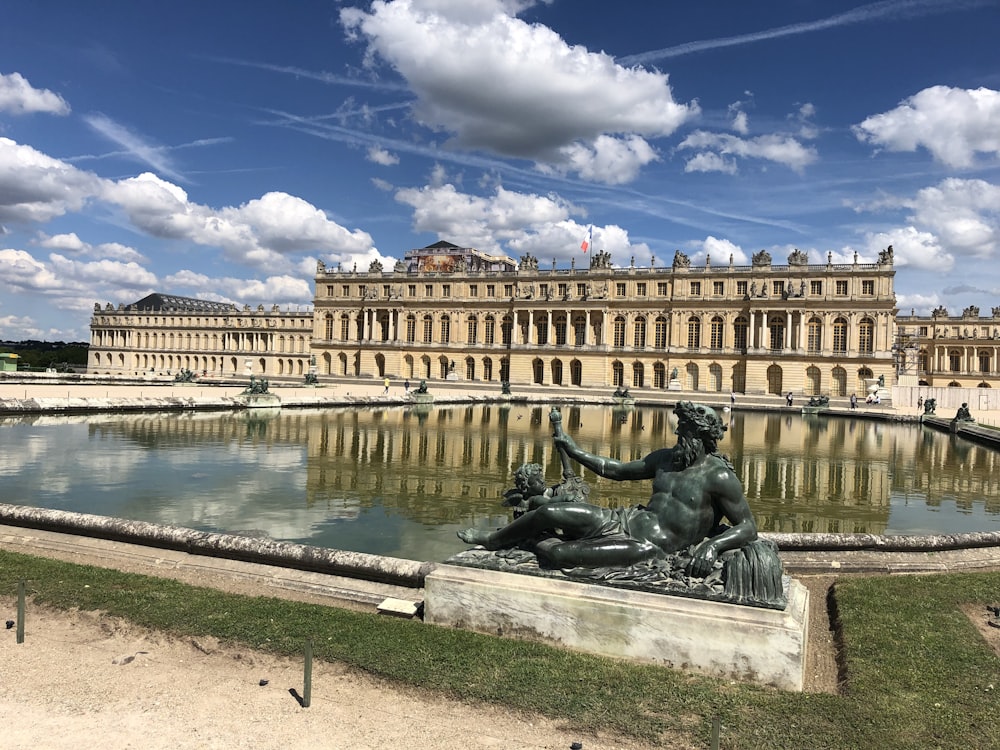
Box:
(1, 405, 998, 561)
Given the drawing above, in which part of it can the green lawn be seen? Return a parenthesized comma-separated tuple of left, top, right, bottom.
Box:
(2, 550, 998, 748)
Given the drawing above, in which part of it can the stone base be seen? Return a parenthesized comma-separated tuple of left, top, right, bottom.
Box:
(667, 379, 682, 391)
(237, 393, 281, 408)
(424, 564, 809, 691)
(410, 392, 434, 404)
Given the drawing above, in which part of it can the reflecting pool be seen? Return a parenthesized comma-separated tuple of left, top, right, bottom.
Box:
(1, 404, 999, 562)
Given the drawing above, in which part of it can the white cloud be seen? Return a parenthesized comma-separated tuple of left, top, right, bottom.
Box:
(859, 178, 1000, 263)
(694, 236, 749, 265)
(0, 73, 70, 116)
(163, 269, 315, 307)
(853, 86, 1000, 168)
(863, 227, 953, 271)
(395, 182, 577, 250)
(895, 292, 941, 317)
(683, 152, 737, 175)
(0, 138, 104, 222)
(341, 0, 696, 183)
(678, 131, 817, 173)
(103, 173, 377, 270)
(367, 145, 400, 165)
(552, 135, 659, 184)
(0, 313, 47, 340)
(38, 232, 146, 263)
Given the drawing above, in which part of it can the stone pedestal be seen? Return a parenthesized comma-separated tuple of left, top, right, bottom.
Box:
(411, 392, 434, 405)
(667, 378, 682, 391)
(237, 393, 281, 408)
(424, 564, 809, 691)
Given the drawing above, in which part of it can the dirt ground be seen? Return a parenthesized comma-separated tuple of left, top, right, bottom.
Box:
(0, 567, 842, 750)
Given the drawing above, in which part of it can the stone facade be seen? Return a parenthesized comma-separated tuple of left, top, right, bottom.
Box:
(89, 293, 313, 379)
(896, 305, 1000, 388)
(311, 243, 897, 395)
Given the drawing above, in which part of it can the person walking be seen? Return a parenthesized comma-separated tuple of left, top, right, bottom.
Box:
(785, 391, 793, 407)
(383, 377, 390, 395)
(730, 391, 736, 408)
(404, 378, 410, 392)
(850, 393, 857, 410)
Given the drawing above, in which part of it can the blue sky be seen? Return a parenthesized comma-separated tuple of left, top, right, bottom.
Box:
(2, 0, 1000, 341)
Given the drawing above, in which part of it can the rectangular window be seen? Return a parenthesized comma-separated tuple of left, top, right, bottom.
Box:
(469, 284, 478, 297)
(657, 282, 668, 296)
(382, 285, 391, 297)
(736, 281, 748, 296)
(919, 326, 928, 336)
(442, 284, 450, 297)
(810, 280, 822, 295)
(424, 284, 433, 297)
(862, 280, 874, 295)
(636, 282, 647, 297)
(359, 285, 368, 298)
(487, 284, 495, 297)
(408, 284, 416, 297)
(616, 282, 627, 297)
(326, 285, 334, 297)
(713, 281, 724, 296)
(773, 281, 784, 296)
(504, 284, 515, 297)
(558, 283, 569, 298)
(577, 283, 587, 297)
(836, 280, 848, 295)
(342, 285, 350, 296)
(690, 281, 701, 296)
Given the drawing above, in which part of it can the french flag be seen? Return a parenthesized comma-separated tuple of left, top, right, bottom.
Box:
(580, 225, 592, 252)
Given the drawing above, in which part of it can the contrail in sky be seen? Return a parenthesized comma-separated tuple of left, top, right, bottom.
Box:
(618, 0, 993, 65)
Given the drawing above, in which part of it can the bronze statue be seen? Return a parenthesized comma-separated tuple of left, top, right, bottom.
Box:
(459, 402, 758, 577)
(414, 379, 429, 394)
(243, 376, 269, 394)
(923, 398, 937, 415)
(953, 402, 974, 423)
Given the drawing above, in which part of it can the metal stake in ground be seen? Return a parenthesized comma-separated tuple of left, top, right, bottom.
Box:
(16, 578, 25, 644)
(303, 638, 313, 708)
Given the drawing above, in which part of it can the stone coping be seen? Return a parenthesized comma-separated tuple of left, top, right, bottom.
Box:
(0, 504, 433, 589)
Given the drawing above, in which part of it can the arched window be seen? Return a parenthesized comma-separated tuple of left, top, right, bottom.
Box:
(687, 316, 701, 348)
(733, 317, 748, 351)
(653, 362, 666, 388)
(422, 315, 433, 343)
(654, 316, 668, 349)
(613, 316, 626, 348)
(710, 316, 724, 350)
(501, 316, 513, 345)
(341, 314, 351, 341)
(554, 315, 568, 345)
(833, 366, 847, 396)
(979, 350, 992, 373)
(467, 315, 478, 344)
(858, 318, 874, 354)
(833, 317, 848, 353)
(806, 366, 821, 395)
(632, 362, 644, 388)
(573, 316, 586, 346)
(405, 315, 416, 343)
(768, 316, 785, 350)
(484, 316, 496, 345)
(807, 318, 822, 353)
(612, 360, 624, 387)
(949, 349, 961, 372)
(709, 363, 723, 391)
(440, 314, 451, 344)
(633, 316, 647, 348)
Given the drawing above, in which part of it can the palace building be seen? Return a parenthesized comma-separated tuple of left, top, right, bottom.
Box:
(310, 241, 898, 396)
(895, 304, 1000, 388)
(88, 292, 313, 378)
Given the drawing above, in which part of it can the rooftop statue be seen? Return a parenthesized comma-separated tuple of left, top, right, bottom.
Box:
(458, 402, 784, 607)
